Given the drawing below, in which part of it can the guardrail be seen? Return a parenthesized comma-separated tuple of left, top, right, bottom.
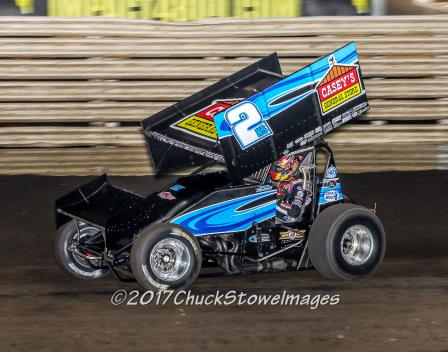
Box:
(0, 15, 447, 175)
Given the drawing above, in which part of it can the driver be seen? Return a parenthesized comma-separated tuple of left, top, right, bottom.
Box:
(269, 153, 309, 224)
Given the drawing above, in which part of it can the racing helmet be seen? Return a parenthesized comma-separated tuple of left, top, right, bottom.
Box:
(269, 155, 300, 184)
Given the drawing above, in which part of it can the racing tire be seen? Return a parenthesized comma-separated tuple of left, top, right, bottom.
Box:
(130, 224, 202, 291)
(308, 204, 385, 279)
(54, 221, 109, 280)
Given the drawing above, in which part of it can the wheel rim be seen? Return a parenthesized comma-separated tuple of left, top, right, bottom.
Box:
(65, 224, 107, 278)
(340, 225, 374, 266)
(69, 226, 102, 268)
(150, 238, 191, 282)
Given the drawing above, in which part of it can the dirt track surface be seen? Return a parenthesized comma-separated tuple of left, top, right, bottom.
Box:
(1, 172, 447, 352)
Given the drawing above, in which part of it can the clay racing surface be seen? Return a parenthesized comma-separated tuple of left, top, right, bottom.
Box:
(0, 171, 447, 352)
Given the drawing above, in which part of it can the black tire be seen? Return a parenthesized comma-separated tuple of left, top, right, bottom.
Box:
(54, 221, 109, 280)
(130, 224, 202, 291)
(308, 204, 386, 279)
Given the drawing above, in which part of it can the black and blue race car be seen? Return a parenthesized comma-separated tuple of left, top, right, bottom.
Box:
(54, 43, 386, 291)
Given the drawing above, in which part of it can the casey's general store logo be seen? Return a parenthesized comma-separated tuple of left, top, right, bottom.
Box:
(171, 99, 242, 141)
(317, 56, 363, 114)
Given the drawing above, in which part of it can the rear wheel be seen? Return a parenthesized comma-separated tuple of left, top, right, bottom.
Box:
(130, 224, 202, 291)
(308, 204, 386, 279)
(54, 221, 109, 279)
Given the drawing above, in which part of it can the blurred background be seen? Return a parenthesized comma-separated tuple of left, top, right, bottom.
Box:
(0, 0, 447, 177)
(1, 0, 448, 17)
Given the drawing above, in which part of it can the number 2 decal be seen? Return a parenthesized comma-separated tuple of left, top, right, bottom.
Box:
(224, 102, 273, 149)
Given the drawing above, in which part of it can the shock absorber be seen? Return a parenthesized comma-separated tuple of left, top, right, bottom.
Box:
(253, 221, 263, 258)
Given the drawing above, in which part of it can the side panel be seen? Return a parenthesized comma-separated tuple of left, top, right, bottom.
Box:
(105, 172, 231, 250)
(170, 185, 276, 236)
(214, 42, 369, 181)
(141, 54, 283, 175)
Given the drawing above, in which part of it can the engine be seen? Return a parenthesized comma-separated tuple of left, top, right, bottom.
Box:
(199, 226, 307, 274)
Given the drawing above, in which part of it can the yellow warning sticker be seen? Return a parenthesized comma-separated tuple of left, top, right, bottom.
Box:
(172, 99, 241, 141)
(176, 115, 217, 139)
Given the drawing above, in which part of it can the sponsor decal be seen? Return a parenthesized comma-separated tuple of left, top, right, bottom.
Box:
(326, 166, 337, 179)
(158, 191, 176, 200)
(324, 190, 339, 202)
(172, 99, 242, 141)
(169, 184, 185, 192)
(317, 55, 363, 115)
(323, 122, 332, 133)
(325, 180, 337, 188)
(248, 233, 271, 243)
(318, 183, 343, 205)
(256, 184, 273, 193)
(279, 230, 305, 241)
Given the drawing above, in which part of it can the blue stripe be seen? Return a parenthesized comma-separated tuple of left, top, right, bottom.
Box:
(171, 191, 276, 235)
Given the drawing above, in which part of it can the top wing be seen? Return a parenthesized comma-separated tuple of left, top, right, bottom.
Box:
(141, 53, 283, 175)
(214, 42, 369, 182)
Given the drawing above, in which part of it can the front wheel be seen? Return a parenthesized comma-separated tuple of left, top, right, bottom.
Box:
(308, 204, 386, 279)
(130, 224, 202, 291)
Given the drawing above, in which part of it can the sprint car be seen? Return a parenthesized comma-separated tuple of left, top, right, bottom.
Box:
(54, 43, 386, 291)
